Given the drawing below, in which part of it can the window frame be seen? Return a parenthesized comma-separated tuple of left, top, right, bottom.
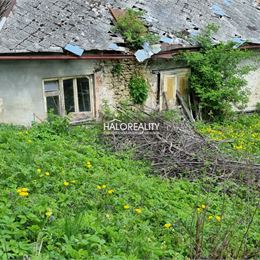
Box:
(159, 68, 190, 111)
(42, 75, 94, 117)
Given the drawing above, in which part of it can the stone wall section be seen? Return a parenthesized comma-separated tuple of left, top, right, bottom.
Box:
(97, 59, 159, 113)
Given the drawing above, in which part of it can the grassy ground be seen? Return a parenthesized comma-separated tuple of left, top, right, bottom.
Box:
(196, 113, 260, 162)
(0, 115, 259, 259)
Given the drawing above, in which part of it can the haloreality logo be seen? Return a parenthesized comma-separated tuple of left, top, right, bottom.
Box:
(103, 119, 160, 135)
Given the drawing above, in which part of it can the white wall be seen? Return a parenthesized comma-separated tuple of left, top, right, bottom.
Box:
(0, 60, 98, 125)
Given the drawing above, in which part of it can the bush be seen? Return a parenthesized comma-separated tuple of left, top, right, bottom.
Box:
(128, 74, 149, 105)
(114, 9, 159, 49)
(178, 24, 254, 121)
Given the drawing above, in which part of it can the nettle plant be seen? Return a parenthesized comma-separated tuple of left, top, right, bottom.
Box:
(114, 9, 159, 49)
(128, 74, 149, 105)
(178, 24, 254, 121)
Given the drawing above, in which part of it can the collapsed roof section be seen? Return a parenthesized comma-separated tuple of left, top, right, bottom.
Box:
(0, 0, 259, 56)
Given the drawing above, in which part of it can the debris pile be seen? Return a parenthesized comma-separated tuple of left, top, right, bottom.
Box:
(103, 111, 260, 185)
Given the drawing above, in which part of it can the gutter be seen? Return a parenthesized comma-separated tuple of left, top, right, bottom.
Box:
(0, 44, 258, 61)
(0, 54, 136, 60)
(0, 46, 201, 61)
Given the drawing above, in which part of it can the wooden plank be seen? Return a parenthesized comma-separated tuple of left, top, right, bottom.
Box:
(176, 90, 195, 122)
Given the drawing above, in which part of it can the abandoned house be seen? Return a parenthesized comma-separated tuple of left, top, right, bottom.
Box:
(0, 0, 259, 125)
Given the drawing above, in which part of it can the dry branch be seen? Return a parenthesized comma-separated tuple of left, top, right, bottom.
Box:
(102, 109, 260, 185)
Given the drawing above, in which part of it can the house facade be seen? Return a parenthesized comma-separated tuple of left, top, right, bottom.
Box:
(0, 0, 259, 125)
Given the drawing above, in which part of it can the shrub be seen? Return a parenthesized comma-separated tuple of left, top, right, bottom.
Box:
(178, 24, 254, 121)
(128, 74, 149, 105)
(114, 9, 159, 49)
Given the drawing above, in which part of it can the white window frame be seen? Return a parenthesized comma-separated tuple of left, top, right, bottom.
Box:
(42, 75, 94, 117)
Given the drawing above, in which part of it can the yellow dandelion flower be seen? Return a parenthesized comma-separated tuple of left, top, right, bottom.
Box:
(63, 181, 69, 186)
(101, 185, 106, 189)
(45, 209, 52, 218)
(85, 161, 92, 169)
(107, 189, 114, 194)
(19, 191, 29, 197)
(215, 215, 221, 222)
(124, 204, 130, 209)
(37, 168, 42, 173)
(164, 223, 172, 229)
(135, 208, 142, 214)
(17, 188, 28, 193)
(197, 207, 202, 213)
(234, 145, 243, 150)
(45, 172, 50, 176)
(97, 185, 102, 190)
(208, 215, 213, 220)
(201, 204, 206, 209)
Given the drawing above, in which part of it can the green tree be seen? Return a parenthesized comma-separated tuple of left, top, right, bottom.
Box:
(178, 24, 254, 121)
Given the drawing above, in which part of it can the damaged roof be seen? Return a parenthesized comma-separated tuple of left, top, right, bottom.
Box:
(0, 0, 259, 54)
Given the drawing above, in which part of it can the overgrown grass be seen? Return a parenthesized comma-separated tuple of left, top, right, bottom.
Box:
(196, 113, 260, 162)
(0, 116, 259, 259)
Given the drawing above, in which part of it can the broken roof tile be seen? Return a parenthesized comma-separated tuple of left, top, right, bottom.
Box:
(110, 8, 126, 21)
(135, 49, 151, 62)
(211, 4, 225, 17)
(223, 0, 233, 6)
(135, 42, 161, 62)
(108, 42, 126, 52)
(64, 44, 84, 56)
(232, 37, 246, 47)
(160, 36, 174, 44)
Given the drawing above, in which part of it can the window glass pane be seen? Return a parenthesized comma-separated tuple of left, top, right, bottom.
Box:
(64, 79, 75, 113)
(77, 78, 91, 112)
(46, 96, 59, 115)
(44, 81, 59, 92)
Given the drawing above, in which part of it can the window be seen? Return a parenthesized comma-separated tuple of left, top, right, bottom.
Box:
(43, 76, 94, 118)
(160, 69, 190, 110)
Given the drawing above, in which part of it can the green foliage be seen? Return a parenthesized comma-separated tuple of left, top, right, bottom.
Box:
(114, 9, 159, 49)
(196, 114, 260, 162)
(178, 24, 254, 121)
(0, 117, 259, 258)
(111, 63, 123, 77)
(128, 74, 149, 105)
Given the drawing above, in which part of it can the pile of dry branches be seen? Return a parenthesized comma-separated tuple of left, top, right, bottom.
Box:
(103, 110, 260, 185)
